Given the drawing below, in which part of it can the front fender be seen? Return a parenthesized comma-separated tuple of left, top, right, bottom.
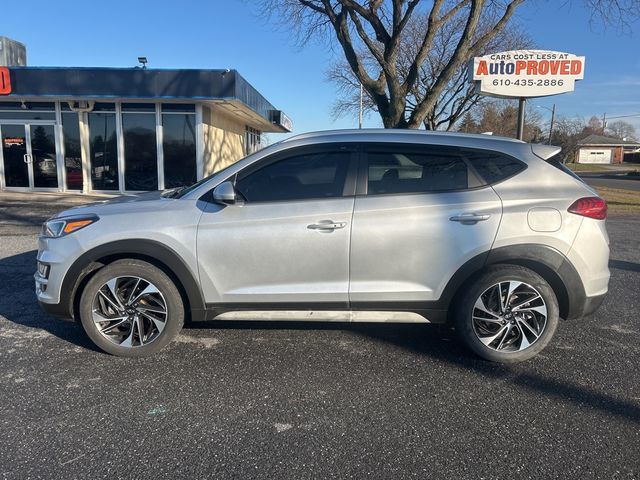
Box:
(58, 239, 206, 321)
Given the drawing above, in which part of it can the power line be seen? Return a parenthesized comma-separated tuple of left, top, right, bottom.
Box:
(604, 113, 640, 120)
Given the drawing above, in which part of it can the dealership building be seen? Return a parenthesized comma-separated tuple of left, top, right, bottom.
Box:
(0, 62, 291, 194)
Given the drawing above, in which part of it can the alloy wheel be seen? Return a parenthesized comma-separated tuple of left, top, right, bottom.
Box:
(92, 276, 168, 348)
(471, 280, 547, 353)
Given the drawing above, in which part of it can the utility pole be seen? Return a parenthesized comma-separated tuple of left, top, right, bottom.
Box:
(547, 103, 556, 145)
(602, 112, 607, 134)
(358, 83, 363, 129)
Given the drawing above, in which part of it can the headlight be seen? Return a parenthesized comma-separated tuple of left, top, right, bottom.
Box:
(42, 215, 99, 238)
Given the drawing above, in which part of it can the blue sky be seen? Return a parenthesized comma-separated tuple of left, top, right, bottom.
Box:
(3, 0, 639, 135)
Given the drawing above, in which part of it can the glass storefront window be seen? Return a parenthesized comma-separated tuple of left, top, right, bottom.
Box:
(161, 104, 195, 113)
(1, 124, 29, 188)
(245, 126, 262, 155)
(31, 124, 58, 188)
(0, 102, 56, 120)
(162, 113, 196, 188)
(0, 111, 56, 121)
(0, 101, 55, 110)
(122, 113, 158, 191)
(88, 111, 119, 191)
(62, 112, 83, 190)
(122, 103, 156, 112)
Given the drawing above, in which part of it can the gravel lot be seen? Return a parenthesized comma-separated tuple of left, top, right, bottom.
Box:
(1, 193, 639, 479)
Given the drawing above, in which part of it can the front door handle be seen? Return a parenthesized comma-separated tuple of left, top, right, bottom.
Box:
(307, 220, 347, 231)
(449, 213, 491, 224)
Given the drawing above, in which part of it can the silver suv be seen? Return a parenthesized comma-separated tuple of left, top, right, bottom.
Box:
(35, 130, 609, 362)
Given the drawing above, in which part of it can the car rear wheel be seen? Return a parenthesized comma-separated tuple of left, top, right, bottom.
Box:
(454, 265, 559, 363)
(79, 259, 184, 357)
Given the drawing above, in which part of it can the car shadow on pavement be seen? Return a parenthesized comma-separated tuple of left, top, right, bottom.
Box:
(2, 248, 639, 424)
(353, 323, 640, 425)
(0, 249, 100, 352)
(609, 259, 640, 273)
(193, 319, 640, 425)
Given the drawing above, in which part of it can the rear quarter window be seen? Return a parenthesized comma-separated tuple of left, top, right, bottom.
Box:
(465, 151, 526, 184)
(545, 154, 585, 183)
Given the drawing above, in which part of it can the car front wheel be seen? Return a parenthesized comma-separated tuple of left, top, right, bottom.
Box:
(454, 265, 559, 363)
(79, 259, 184, 357)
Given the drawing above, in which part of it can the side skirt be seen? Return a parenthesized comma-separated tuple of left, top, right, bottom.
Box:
(203, 303, 448, 324)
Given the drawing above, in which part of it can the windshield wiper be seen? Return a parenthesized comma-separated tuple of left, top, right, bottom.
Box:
(161, 186, 186, 199)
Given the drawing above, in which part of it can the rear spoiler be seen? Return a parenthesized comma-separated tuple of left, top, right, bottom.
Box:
(531, 144, 562, 160)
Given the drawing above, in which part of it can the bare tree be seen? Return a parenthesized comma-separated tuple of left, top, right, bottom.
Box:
(455, 99, 542, 141)
(328, 11, 532, 130)
(583, 0, 640, 29)
(258, 0, 526, 128)
(550, 116, 588, 161)
(606, 120, 638, 140)
(256, 0, 639, 129)
(582, 115, 605, 136)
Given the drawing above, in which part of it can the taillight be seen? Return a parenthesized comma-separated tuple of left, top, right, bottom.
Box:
(568, 197, 607, 220)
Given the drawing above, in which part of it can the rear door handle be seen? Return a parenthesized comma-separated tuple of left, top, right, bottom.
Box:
(307, 220, 347, 231)
(449, 213, 491, 224)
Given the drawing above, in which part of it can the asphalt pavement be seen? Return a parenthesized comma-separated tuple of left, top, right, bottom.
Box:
(0, 194, 639, 479)
(580, 172, 640, 192)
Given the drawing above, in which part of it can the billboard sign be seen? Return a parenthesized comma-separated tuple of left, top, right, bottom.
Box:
(470, 50, 585, 98)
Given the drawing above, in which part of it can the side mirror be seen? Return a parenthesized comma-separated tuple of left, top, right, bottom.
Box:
(212, 181, 239, 205)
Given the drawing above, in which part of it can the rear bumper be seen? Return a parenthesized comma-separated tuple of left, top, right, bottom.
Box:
(577, 292, 607, 319)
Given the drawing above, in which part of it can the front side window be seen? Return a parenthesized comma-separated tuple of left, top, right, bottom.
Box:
(367, 149, 473, 195)
(236, 151, 351, 203)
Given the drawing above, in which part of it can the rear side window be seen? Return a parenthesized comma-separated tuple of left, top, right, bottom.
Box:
(466, 151, 525, 184)
(367, 149, 477, 195)
(236, 151, 350, 202)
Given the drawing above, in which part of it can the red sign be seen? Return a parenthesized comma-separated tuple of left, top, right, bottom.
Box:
(0, 67, 11, 95)
(4, 137, 24, 147)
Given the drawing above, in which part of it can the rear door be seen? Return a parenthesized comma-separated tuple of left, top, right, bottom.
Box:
(349, 143, 509, 307)
(196, 144, 357, 306)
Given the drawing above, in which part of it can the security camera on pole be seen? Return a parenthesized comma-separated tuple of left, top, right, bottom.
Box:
(469, 50, 585, 140)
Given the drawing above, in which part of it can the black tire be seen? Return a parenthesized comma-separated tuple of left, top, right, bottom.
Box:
(454, 265, 559, 363)
(79, 259, 184, 357)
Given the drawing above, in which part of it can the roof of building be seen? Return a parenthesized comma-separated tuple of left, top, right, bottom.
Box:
(0, 67, 291, 132)
(577, 134, 640, 147)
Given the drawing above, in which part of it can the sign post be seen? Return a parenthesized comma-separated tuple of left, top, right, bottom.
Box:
(469, 50, 585, 140)
(516, 98, 526, 140)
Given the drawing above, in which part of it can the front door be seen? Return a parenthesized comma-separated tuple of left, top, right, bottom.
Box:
(196, 146, 357, 306)
(1, 122, 59, 190)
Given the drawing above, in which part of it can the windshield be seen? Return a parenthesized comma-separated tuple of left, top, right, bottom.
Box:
(162, 161, 238, 199)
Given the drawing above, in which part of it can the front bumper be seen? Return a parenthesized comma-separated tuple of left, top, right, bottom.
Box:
(38, 299, 73, 320)
(35, 269, 73, 320)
